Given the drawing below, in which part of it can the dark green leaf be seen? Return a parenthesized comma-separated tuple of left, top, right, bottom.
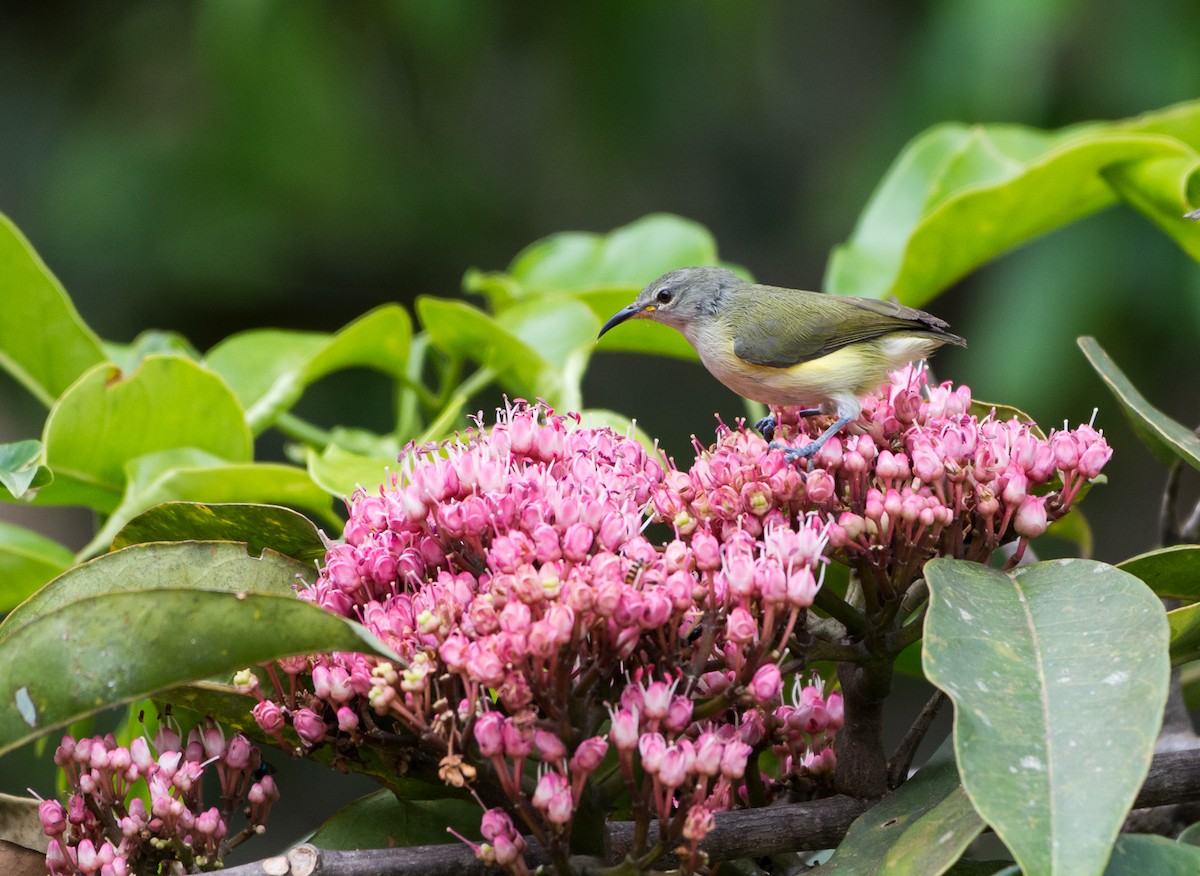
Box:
(924, 558, 1170, 876)
(1119, 545, 1200, 602)
(0, 212, 108, 406)
(821, 754, 983, 874)
(79, 449, 337, 557)
(826, 102, 1200, 307)
(204, 305, 412, 434)
(464, 213, 721, 309)
(112, 502, 327, 563)
(1102, 833, 1200, 875)
(0, 440, 51, 500)
(1166, 603, 1200, 664)
(0, 588, 390, 756)
(1079, 336, 1200, 469)
(0, 540, 316, 646)
(37, 356, 252, 512)
(0, 522, 74, 613)
(309, 787, 480, 850)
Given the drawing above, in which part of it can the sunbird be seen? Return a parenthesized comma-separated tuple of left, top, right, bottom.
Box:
(597, 266, 965, 461)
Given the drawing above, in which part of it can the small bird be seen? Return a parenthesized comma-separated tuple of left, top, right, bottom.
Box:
(597, 266, 965, 462)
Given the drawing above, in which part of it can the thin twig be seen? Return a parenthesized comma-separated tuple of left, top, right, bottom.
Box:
(886, 689, 948, 789)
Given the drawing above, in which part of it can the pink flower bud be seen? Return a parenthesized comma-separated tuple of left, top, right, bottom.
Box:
(720, 739, 753, 779)
(1078, 437, 1112, 479)
(609, 707, 640, 751)
(570, 737, 609, 774)
(1014, 494, 1049, 539)
(473, 712, 504, 757)
(638, 732, 667, 774)
(725, 606, 758, 644)
(292, 708, 327, 746)
(748, 663, 783, 704)
(665, 695, 694, 733)
(39, 799, 66, 837)
(253, 700, 286, 735)
(531, 771, 572, 824)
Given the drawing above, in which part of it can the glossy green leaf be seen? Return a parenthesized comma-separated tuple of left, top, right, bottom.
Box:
(1079, 336, 1200, 470)
(826, 101, 1200, 306)
(78, 449, 336, 558)
(0, 211, 108, 406)
(463, 213, 721, 309)
(417, 297, 564, 405)
(306, 443, 395, 499)
(1165, 603, 1200, 665)
(1119, 545, 1200, 602)
(923, 558, 1170, 876)
(37, 356, 252, 512)
(204, 305, 412, 433)
(0, 588, 389, 756)
(1102, 834, 1200, 875)
(112, 502, 327, 563)
(1104, 152, 1200, 263)
(0, 540, 316, 646)
(1177, 822, 1200, 847)
(103, 330, 202, 373)
(0, 522, 74, 613)
(821, 754, 983, 874)
(0, 440, 51, 500)
(309, 786, 480, 850)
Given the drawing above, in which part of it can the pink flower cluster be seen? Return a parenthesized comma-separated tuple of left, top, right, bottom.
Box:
(248, 402, 840, 871)
(656, 366, 1113, 592)
(40, 721, 277, 876)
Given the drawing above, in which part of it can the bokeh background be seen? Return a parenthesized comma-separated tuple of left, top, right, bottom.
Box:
(3, 0, 1200, 857)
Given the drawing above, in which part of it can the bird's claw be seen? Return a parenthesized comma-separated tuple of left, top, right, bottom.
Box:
(768, 440, 817, 472)
(754, 415, 777, 442)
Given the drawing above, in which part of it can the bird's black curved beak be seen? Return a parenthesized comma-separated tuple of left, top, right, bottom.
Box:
(597, 303, 643, 339)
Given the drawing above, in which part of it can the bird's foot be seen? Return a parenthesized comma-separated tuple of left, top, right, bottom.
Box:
(769, 440, 817, 472)
(755, 415, 777, 442)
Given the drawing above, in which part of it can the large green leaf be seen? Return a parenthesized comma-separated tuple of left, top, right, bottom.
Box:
(0, 212, 108, 406)
(0, 440, 51, 500)
(417, 296, 573, 407)
(821, 753, 984, 875)
(307, 443, 396, 499)
(112, 502, 326, 562)
(0, 541, 393, 755)
(0, 590, 387, 756)
(923, 558, 1170, 876)
(463, 213, 722, 309)
(1078, 336, 1200, 470)
(826, 101, 1200, 306)
(1102, 834, 1200, 875)
(204, 305, 412, 434)
(309, 786, 480, 850)
(1119, 545, 1200, 602)
(78, 449, 337, 558)
(0, 522, 74, 613)
(1165, 603, 1200, 665)
(35, 356, 252, 512)
(0, 540, 316, 645)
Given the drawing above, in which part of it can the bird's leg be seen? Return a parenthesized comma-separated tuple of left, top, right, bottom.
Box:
(754, 408, 823, 443)
(770, 412, 856, 466)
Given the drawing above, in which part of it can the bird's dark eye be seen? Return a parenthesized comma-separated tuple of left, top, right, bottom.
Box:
(656, 288, 673, 304)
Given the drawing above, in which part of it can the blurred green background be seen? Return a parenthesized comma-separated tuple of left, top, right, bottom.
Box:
(3, 0, 1200, 855)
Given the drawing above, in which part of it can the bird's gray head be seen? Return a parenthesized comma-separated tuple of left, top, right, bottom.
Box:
(597, 266, 742, 338)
